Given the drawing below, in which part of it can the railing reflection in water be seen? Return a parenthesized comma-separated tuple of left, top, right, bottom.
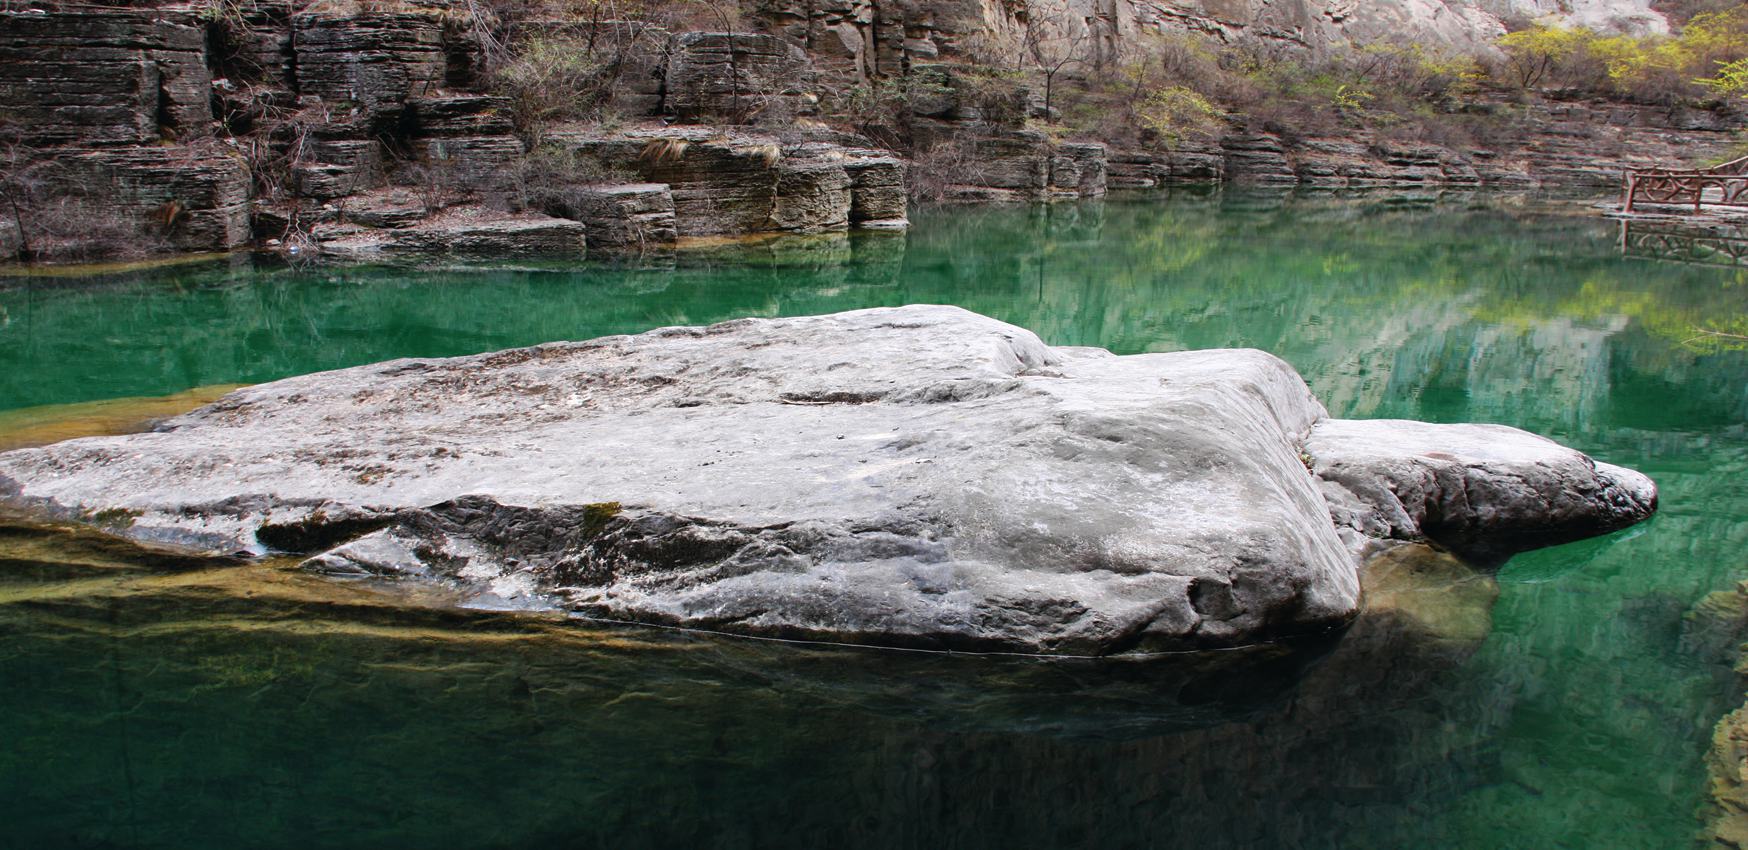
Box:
(1620, 217, 1748, 268)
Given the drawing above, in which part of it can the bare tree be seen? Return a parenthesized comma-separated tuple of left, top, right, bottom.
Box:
(1023, 1, 1092, 120)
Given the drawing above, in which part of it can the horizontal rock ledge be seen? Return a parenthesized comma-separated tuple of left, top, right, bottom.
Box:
(0, 306, 1656, 655)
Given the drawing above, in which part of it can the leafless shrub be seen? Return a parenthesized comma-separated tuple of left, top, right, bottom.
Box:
(493, 34, 610, 141)
(1021, 0, 1092, 119)
(397, 159, 461, 214)
(496, 143, 637, 214)
(906, 138, 974, 202)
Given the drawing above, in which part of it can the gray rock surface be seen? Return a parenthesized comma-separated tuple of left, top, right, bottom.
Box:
(559, 184, 680, 253)
(1308, 419, 1656, 561)
(0, 306, 1655, 654)
(664, 32, 813, 123)
(842, 153, 909, 226)
(559, 129, 885, 236)
(315, 209, 586, 260)
(53, 147, 253, 252)
(292, 12, 445, 122)
(0, 9, 212, 146)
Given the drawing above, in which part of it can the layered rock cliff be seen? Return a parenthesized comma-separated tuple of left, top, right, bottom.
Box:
(0, 0, 1733, 263)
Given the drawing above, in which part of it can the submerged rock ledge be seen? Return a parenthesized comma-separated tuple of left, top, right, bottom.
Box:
(0, 306, 1655, 655)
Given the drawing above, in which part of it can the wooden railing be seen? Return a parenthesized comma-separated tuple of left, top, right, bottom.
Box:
(1622, 155, 1748, 213)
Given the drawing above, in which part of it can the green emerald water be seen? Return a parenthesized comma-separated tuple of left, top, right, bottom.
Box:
(2, 191, 1745, 849)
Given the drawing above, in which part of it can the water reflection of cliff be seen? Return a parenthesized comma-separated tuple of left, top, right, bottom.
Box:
(6, 193, 1747, 436)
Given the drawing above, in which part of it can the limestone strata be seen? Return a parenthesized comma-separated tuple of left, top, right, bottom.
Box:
(54, 147, 252, 252)
(293, 139, 384, 200)
(405, 95, 517, 138)
(558, 129, 906, 235)
(410, 136, 526, 189)
(1209, 102, 1734, 190)
(1052, 143, 1108, 199)
(664, 32, 814, 122)
(793, 0, 1666, 71)
(314, 209, 586, 260)
(943, 131, 1110, 203)
(842, 153, 908, 225)
(1108, 146, 1225, 188)
(0, 306, 1655, 655)
(0, 9, 212, 146)
(3, 3, 1732, 264)
(291, 12, 446, 122)
(338, 188, 429, 229)
(558, 184, 679, 253)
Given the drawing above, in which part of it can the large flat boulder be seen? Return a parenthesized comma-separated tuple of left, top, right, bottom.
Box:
(0, 306, 1655, 655)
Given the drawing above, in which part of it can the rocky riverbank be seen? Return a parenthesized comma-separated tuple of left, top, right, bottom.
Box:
(1, 3, 1740, 264)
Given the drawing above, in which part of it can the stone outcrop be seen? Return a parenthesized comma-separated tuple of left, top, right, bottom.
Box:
(403, 94, 516, 138)
(1308, 418, 1657, 562)
(336, 187, 429, 229)
(555, 128, 907, 235)
(0, 8, 213, 146)
(291, 12, 446, 124)
(1208, 101, 1738, 190)
(1685, 582, 1748, 848)
(943, 131, 1110, 203)
(410, 135, 526, 188)
(313, 208, 586, 261)
(664, 32, 814, 122)
(842, 152, 909, 226)
(0, 1, 1727, 264)
(0, 306, 1655, 654)
(556, 184, 679, 253)
(773, 0, 1668, 75)
(52, 147, 253, 252)
(291, 138, 385, 201)
(1711, 705, 1748, 848)
(1107, 145, 1226, 187)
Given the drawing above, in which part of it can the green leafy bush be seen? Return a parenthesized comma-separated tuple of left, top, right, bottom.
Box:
(1494, 10, 1748, 104)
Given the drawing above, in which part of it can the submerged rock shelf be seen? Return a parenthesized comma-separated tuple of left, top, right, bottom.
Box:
(0, 305, 1655, 654)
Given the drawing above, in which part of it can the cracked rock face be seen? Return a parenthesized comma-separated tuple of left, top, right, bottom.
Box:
(0, 306, 1656, 655)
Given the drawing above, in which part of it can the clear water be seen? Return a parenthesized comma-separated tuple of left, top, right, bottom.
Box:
(2, 191, 1746, 849)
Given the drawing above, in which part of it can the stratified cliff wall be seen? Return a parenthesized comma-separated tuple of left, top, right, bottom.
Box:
(0, 0, 1731, 263)
(752, 0, 1669, 82)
